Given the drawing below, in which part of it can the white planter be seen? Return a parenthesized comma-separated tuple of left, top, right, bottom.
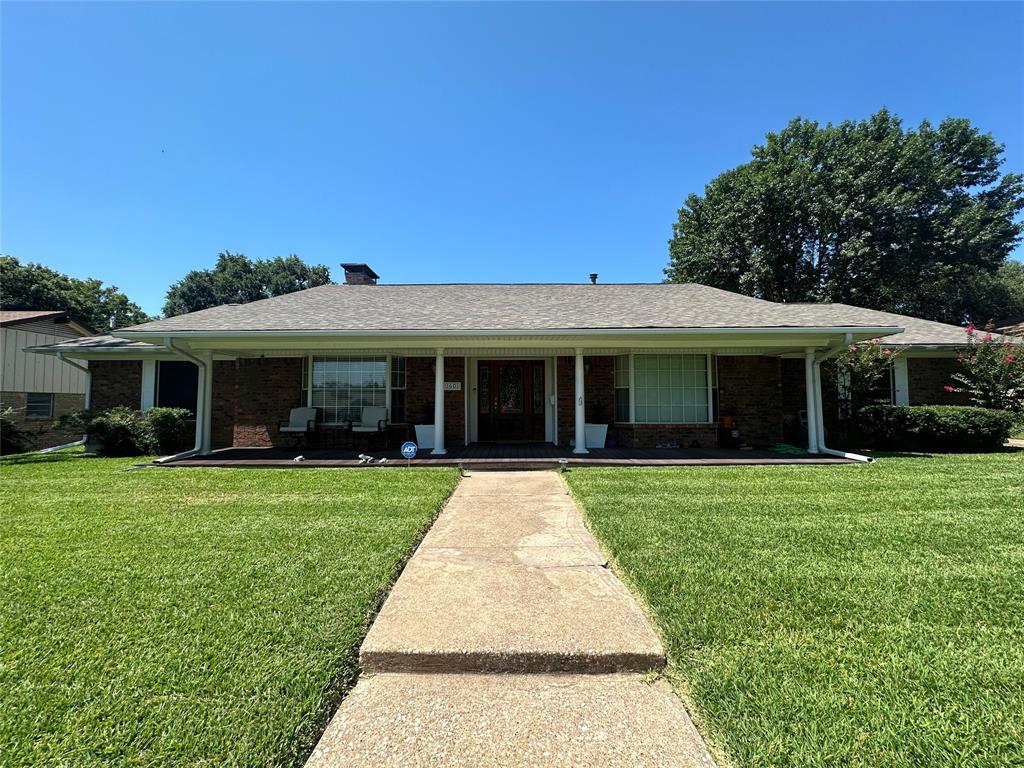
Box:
(414, 424, 435, 450)
(584, 423, 608, 449)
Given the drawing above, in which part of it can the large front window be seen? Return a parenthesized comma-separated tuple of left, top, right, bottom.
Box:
(311, 356, 387, 424)
(617, 354, 712, 423)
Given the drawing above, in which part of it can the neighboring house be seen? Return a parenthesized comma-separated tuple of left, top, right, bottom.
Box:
(27, 264, 1017, 457)
(995, 317, 1024, 338)
(1, 310, 94, 448)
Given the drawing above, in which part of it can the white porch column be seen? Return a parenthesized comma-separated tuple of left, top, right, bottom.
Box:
(804, 348, 820, 454)
(573, 349, 588, 454)
(813, 360, 826, 452)
(432, 349, 446, 455)
(140, 359, 157, 411)
(893, 356, 909, 406)
(198, 351, 213, 454)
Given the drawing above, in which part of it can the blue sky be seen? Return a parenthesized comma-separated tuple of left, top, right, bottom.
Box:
(3, 1, 1022, 316)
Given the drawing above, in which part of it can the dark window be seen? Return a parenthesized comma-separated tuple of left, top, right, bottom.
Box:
(156, 361, 199, 412)
(26, 393, 53, 419)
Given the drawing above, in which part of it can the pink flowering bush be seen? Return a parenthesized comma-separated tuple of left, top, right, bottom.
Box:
(830, 339, 900, 419)
(947, 323, 1023, 414)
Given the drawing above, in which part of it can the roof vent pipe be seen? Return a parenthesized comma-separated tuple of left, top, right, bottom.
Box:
(589, 273, 598, 284)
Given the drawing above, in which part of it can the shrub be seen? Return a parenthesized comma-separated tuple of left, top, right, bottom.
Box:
(86, 406, 155, 456)
(142, 407, 192, 454)
(857, 405, 1014, 452)
(1, 407, 34, 455)
(947, 324, 1023, 413)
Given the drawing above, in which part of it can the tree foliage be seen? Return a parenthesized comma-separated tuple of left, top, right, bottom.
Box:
(163, 252, 332, 317)
(666, 109, 1024, 324)
(0, 255, 151, 329)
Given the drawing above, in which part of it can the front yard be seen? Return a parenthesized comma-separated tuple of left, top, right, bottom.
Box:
(0, 452, 458, 767)
(568, 452, 1024, 768)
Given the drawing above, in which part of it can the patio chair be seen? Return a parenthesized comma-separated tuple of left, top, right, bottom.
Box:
(351, 406, 389, 449)
(278, 407, 317, 448)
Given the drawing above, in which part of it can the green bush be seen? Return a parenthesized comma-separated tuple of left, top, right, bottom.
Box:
(857, 405, 1014, 452)
(1, 407, 34, 455)
(54, 407, 193, 457)
(143, 407, 193, 454)
(86, 406, 154, 457)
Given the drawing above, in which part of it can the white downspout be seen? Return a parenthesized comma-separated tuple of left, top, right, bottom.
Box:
(813, 333, 874, 463)
(155, 339, 209, 463)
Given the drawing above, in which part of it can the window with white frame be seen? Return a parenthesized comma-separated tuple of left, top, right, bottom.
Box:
(311, 356, 387, 424)
(618, 354, 712, 424)
(390, 356, 406, 423)
(614, 355, 630, 422)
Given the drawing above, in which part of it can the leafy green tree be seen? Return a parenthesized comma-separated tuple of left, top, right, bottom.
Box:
(163, 252, 332, 317)
(666, 109, 1024, 324)
(0, 255, 151, 329)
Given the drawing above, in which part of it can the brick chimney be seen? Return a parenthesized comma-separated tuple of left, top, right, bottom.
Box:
(340, 263, 380, 285)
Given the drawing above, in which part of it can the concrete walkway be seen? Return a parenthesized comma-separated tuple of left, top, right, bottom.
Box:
(306, 471, 716, 768)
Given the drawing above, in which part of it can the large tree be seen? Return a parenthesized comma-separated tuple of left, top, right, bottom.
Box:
(0, 255, 150, 329)
(665, 109, 1024, 324)
(163, 252, 332, 317)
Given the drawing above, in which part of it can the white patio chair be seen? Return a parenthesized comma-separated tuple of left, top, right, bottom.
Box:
(278, 407, 317, 448)
(351, 406, 389, 448)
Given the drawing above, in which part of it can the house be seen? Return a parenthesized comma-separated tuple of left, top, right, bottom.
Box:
(27, 264, 1006, 458)
(1, 310, 94, 448)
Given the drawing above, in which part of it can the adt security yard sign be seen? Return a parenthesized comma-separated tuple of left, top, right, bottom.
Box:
(400, 442, 418, 465)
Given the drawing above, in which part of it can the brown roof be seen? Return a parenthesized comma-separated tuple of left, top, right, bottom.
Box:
(995, 317, 1024, 337)
(0, 310, 68, 327)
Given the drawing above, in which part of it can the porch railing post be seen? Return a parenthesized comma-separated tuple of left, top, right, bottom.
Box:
(804, 347, 819, 454)
(574, 348, 588, 454)
(432, 349, 447, 455)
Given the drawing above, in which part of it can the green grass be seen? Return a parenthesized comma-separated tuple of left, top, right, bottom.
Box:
(0, 451, 459, 767)
(567, 452, 1024, 768)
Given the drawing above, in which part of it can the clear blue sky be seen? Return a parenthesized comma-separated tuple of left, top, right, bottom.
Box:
(3, 1, 1022, 316)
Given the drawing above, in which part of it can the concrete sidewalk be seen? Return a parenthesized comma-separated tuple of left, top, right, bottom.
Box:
(306, 470, 715, 768)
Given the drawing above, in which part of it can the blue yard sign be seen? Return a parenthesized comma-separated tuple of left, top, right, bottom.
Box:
(400, 441, 418, 460)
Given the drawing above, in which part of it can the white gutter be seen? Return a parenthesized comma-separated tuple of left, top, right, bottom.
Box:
(152, 338, 207, 463)
(113, 325, 905, 340)
(812, 334, 874, 463)
(40, 438, 86, 452)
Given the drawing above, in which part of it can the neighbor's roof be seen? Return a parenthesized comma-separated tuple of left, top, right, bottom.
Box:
(1, 310, 68, 327)
(114, 283, 906, 335)
(995, 317, 1024, 338)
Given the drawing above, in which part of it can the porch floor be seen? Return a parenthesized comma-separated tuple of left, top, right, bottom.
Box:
(161, 443, 853, 468)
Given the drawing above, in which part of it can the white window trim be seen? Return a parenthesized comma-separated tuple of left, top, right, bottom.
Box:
(306, 354, 391, 425)
(616, 352, 716, 425)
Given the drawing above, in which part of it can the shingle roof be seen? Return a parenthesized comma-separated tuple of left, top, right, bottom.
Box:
(0, 310, 67, 326)
(27, 335, 164, 352)
(117, 283, 907, 335)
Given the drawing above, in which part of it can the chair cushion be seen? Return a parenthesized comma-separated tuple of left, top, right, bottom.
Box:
(351, 426, 380, 433)
(279, 426, 310, 433)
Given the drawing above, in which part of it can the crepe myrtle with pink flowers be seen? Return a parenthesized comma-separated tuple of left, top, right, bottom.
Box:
(946, 324, 1024, 413)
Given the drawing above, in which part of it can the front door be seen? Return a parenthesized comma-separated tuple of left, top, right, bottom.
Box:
(477, 360, 545, 442)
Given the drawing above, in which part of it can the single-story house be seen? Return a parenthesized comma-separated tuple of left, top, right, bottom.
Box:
(27, 264, 1005, 459)
(2, 310, 94, 448)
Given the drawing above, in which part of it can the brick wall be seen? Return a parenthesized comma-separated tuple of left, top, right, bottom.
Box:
(0, 391, 85, 449)
(717, 356, 784, 447)
(611, 423, 719, 449)
(231, 357, 305, 447)
(211, 360, 237, 448)
(90, 360, 142, 412)
(403, 356, 465, 445)
(908, 357, 970, 405)
(556, 356, 574, 447)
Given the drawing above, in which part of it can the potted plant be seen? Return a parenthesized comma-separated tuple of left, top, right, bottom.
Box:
(414, 400, 435, 450)
(584, 402, 610, 449)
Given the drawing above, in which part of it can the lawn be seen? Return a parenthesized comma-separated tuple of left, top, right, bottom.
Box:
(567, 452, 1024, 768)
(0, 451, 459, 767)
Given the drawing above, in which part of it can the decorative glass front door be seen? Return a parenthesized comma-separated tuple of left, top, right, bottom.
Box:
(477, 361, 545, 442)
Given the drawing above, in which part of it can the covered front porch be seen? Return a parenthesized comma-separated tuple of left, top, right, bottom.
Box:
(160, 443, 854, 468)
